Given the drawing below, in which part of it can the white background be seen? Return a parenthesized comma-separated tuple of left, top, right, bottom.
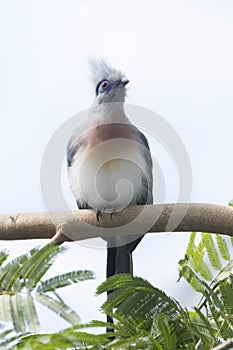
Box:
(0, 0, 233, 332)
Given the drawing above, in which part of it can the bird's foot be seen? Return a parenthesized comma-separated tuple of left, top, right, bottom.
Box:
(96, 210, 101, 222)
(96, 210, 114, 221)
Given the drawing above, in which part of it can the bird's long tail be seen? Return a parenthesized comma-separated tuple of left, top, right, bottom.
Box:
(107, 245, 132, 278)
(106, 245, 132, 329)
(106, 237, 143, 330)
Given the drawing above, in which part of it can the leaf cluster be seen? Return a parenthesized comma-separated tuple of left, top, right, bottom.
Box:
(0, 243, 94, 348)
(3, 232, 233, 350)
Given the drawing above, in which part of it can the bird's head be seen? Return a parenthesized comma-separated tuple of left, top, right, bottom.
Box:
(90, 60, 129, 105)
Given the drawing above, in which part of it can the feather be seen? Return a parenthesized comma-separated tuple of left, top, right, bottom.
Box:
(89, 58, 125, 85)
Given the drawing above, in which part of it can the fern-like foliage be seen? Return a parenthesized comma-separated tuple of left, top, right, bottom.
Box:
(11, 230, 233, 350)
(93, 232, 233, 349)
(0, 244, 94, 347)
(13, 275, 222, 349)
(37, 270, 93, 293)
(178, 232, 233, 292)
(12, 324, 110, 350)
(97, 274, 181, 327)
(178, 231, 233, 347)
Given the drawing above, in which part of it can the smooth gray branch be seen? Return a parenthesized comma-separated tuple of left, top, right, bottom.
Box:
(0, 203, 233, 244)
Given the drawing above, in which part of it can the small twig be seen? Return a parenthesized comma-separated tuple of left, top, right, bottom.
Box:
(50, 228, 71, 246)
(9, 214, 19, 224)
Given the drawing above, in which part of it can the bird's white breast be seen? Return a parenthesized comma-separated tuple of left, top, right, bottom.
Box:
(68, 139, 147, 213)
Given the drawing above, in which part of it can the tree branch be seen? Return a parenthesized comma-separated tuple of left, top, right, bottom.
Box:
(0, 203, 233, 244)
(211, 338, 233, 350)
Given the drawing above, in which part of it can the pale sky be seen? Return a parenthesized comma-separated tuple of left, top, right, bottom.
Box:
(0, 0, 233, 332)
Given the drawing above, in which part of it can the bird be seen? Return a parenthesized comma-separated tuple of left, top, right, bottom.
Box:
(67, 60, 153, 320)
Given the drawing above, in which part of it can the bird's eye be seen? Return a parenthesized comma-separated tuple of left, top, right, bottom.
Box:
(97, 80, 111, 95)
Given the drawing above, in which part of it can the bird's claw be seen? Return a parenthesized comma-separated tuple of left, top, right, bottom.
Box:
(96, 211, 114, 221)
(96, 210, 101, 222)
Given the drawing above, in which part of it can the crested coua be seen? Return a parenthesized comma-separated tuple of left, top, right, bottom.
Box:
(67, 60, 153, 279)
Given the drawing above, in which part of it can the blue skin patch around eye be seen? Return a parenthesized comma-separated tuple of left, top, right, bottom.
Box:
(97, 80, 112, 95)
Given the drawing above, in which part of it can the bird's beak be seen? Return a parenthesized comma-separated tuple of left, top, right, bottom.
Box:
(121, 78, 129, 87)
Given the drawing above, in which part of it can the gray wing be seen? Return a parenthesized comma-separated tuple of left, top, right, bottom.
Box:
(66, 132, 91, 209)
(66, 130, 87, 168)
(125, 129, 153, 253)
(67, 142, 76, 168)
(137, 129, 153, 205)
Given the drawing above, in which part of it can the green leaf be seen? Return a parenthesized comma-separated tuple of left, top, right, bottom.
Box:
(23, 244, 68, 291)
(0, 246, 62, 293)
(13, 327, 110, 349)
(0, 251, 9, 268)
(160, 316, 177, 350)
(212, 260, 233, 287)
(186, 232, 197, 258)
(193, 307, 217, 339)
(10, 294, 26, 333)
(37, 270, 94, 293)
(191, 240, 205, 273)
(23, 293, 40, 332)
(179, 266, 203, 292)
(0, 294, 12, 323)
(0, 293, 40, 333)
(202, 233, 222, 270)
(98, 274, 182, 330)
(97, 274, 157, 295)
(0, 246, 94, 340)
(0, 251, 33, 292)
(36, 294, 80, 325)
(198, 261, 213, 281)
(0, 330, 28, 349)
(219, 281, 233, 316)
(152, 313, 177, 350)
(216, 235, 231, 261)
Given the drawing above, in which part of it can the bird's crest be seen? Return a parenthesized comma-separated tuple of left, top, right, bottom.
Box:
(89, 59, 125, 85)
